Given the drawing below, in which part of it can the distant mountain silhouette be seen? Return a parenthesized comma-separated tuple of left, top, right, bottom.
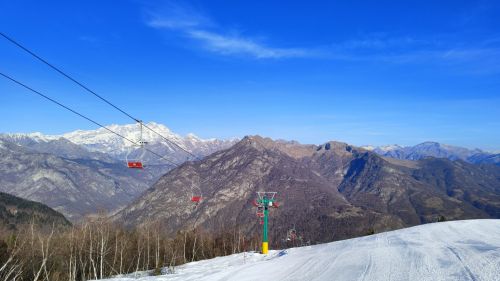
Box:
(363, 142, 499, 166)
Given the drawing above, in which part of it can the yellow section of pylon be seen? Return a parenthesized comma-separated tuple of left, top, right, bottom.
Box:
(262, 242, 269, 254)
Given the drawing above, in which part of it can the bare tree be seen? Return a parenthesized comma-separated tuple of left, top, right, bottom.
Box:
(32, 225, 54, 281)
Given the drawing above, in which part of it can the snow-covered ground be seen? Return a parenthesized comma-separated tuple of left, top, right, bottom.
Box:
(102, 220, 500, 281)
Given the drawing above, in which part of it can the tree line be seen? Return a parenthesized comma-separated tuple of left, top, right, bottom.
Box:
(0, 216, 261, 281)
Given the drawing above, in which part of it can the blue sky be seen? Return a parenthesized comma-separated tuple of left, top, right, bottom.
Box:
(1, 1, 499, 150)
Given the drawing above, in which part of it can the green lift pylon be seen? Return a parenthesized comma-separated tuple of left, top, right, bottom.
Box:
(253, 192, 278, 254)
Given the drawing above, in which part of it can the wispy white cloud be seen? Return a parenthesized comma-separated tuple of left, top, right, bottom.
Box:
(144, 1, 500, 71)
(148, 17, 202, 30)
(334, 36, 429, 50)
(146, 2, 211, 30)
(185, 30, 310, 58)
(144, 2, 314, 59)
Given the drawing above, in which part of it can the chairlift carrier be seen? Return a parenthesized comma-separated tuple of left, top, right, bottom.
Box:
(190, 177, 204, 206)
(126, 121, 148, 169)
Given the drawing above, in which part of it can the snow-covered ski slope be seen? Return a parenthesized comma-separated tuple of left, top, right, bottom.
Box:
(103, 220, 500, 281)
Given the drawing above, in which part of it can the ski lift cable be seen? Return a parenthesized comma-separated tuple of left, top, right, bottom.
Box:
(0, 31, 200, 161)
(0, 32, 137, 122)
(0, 71, 179, 167)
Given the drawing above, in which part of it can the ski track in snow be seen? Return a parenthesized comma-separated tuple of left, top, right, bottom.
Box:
(102, 220, 500, 281)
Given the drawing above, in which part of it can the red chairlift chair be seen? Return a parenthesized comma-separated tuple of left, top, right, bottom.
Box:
(127, 161, 143, 169)
(191, 196, 202, 203)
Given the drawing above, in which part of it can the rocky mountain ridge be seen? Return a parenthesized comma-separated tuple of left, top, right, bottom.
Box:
(116, 136, 500, 243)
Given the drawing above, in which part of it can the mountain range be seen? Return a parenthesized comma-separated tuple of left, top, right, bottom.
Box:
(0, 138, 153, 221)
(6, 122, 237, 165)
(0, 123, 237, 221)
(115, 136, 500, 243)
(363, 142, 500, 165)
(1, 123, 499, 242)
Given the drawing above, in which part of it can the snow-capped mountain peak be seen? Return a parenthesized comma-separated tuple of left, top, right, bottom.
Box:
(361, 144, 403, 152)
(60, 122, 185, 152)
(376, 144, 403, 152)
(360, 145, 375, 151)
(3, 122, 239, 164)
(4, 132, 57, 143)
(365, 141, 498, 165)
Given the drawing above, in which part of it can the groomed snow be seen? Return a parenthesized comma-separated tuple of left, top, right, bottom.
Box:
(102, 220, 500, 281)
